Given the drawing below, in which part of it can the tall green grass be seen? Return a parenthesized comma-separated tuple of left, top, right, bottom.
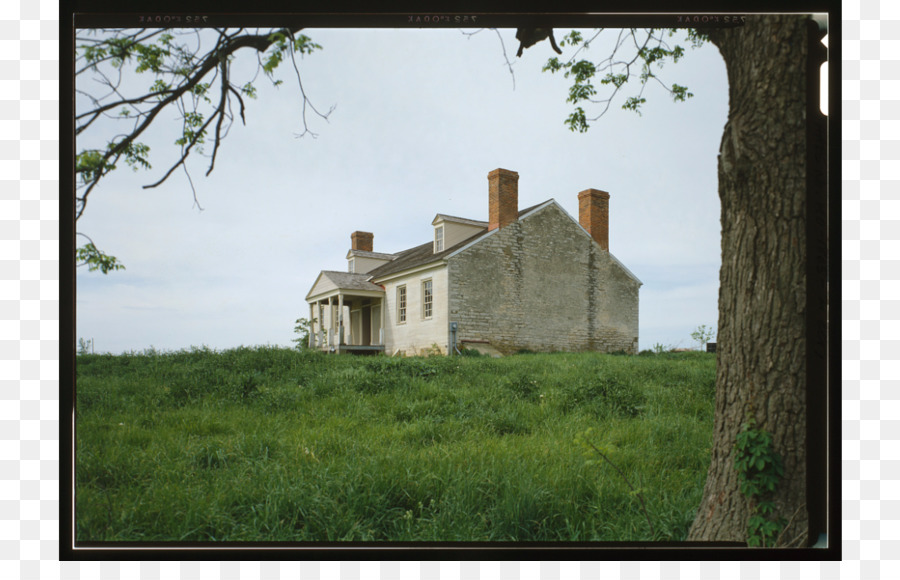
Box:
(75, 346, 715, 542)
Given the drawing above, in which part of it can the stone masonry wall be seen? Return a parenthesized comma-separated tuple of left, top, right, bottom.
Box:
(448, 203, 640, 355)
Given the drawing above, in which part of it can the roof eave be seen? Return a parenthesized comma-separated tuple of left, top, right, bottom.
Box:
(551, 200, 643, 286)
(445, 199, 557, 259)
(370, 259, 448, 284)
(432, 214, 490, 227)
(304, 271, 328, 301)
(306, 287, 385, 303)
(345, 249, 398, 260)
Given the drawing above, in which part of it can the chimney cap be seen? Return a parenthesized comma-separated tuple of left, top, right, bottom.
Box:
(351, 231, 374, 252)
(578, 188, 610, 200)
(488, 168, 519, 178)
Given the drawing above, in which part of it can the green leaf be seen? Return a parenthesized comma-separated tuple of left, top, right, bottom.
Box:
(622, 97, 646, 115)
(757, 501, 775, 516)
(560, 30, 583, 47)
(76, 149, 112, 183)
(150, 79, 170, 95)
(262, 50, 283, 75)
(241, 82, 258, 99)
(568, 60, 596, 83)
(134, 42, 169, 73)
(567, 82, 596, 104)
(565, 107, 589, 133)
(80, 44, 108, 67)
(600, 73, 627, 88)
(542, 57, 563, 74)
(122, 141, 151, 171)
(76, 243, 126, 274)
(293, 34, 322, 55)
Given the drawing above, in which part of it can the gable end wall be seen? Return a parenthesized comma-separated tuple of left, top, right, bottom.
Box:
(447, 204, 639, 354)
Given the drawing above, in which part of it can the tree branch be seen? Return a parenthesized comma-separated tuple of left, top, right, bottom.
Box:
(76, 27, 306, 221)
(460, 29, 516, 90)
(286, 30, 334, 139)
(206, 58, 230, 177)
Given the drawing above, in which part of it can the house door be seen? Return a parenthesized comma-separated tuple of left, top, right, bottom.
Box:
(371, 303, 382, 346)
(361, 303, 372, 346)
(350, 307, 362, 346)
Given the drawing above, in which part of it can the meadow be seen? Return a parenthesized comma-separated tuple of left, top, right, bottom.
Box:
(75, 346, 716, 543)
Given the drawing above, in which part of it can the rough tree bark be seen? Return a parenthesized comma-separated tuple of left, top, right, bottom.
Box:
(687, 15, 822, 545)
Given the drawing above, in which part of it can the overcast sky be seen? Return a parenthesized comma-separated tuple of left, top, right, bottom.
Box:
(75, 26, 729, 354)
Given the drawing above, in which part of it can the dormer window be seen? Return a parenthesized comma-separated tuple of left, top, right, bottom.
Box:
(434, 225, 444, 252)
(348, 258, 355, 273)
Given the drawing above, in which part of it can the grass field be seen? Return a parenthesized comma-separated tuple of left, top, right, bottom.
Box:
(75, 346, 716, 543)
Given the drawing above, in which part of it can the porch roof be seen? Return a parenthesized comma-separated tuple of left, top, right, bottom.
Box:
(306, 270, 385, 302)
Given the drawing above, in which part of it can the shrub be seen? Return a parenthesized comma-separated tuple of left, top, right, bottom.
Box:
(497, 371, 540, 403)
(459, 347, 485, 357)
(568, 376, 645, 418)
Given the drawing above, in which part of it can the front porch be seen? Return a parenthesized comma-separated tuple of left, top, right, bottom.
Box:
(328, 344, 384, 355)
(306, 271, 386, 354)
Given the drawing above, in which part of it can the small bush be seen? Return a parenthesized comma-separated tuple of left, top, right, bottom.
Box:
(568, 376, 645, 418)
(229, 371, 264, 402)
(459, 347, 486, 357)
(497, 371, 540, 403)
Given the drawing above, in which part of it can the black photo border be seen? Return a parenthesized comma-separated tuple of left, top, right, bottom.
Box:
(61, 0, 842, 563)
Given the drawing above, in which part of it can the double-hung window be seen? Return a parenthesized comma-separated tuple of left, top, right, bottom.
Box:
(397, 285, 407, 323)
(422, 279, 433, 319)
(434, 226, 444, 252)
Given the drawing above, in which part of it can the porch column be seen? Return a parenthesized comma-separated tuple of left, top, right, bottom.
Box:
(308, 302, 315, 348)
(380, 295, 385, 345)
(327, 296, 333, 346)
(317, 301, 325, 347)
(338, 293, 345, 346)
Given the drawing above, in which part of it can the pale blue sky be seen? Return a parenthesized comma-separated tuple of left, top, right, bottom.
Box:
(75, 27, 729, 353)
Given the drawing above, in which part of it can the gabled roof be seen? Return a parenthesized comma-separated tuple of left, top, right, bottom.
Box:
(444, 200, 553, 259)
(346, 249, 397, 260)
(306, 270, 385, 301)
(368, 202, 548, 281)
(431, 214, 489, 227)
(365, 199, 642, 287)
(546, 200, 643, 285)
(366, 234, 483, 280)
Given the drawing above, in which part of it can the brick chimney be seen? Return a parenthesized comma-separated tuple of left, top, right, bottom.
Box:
(488, 168, 519, 231)
(351, 231, 373, 252)
(578, 189, 610, 251)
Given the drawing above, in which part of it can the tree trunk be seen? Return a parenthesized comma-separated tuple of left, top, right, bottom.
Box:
(688, 15, 818, 545)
